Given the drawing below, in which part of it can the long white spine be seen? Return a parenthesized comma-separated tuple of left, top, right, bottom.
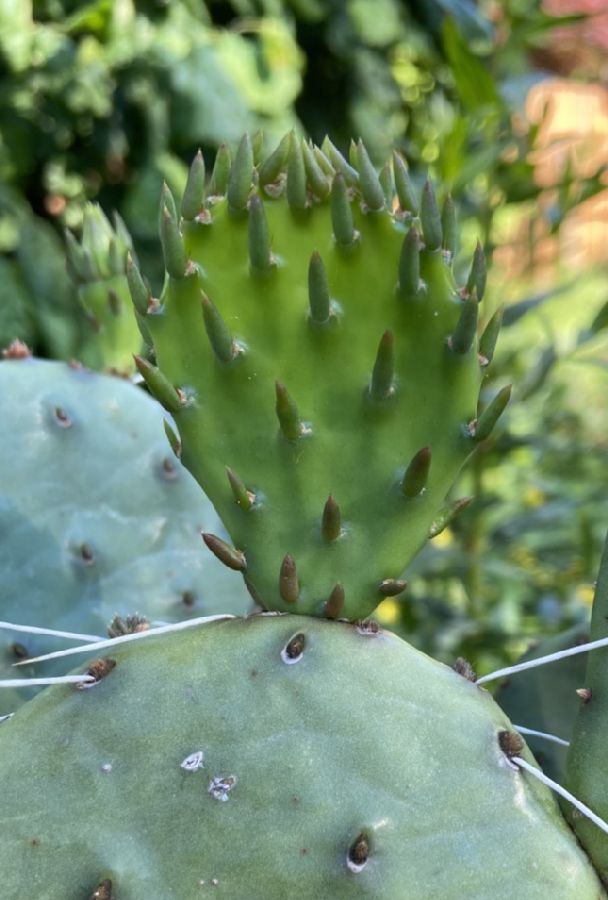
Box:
(513, 756, 608, 836)
(477, 635, 608, 685)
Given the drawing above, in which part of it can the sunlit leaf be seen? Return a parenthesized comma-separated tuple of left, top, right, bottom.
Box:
(441, 16, 499, 111)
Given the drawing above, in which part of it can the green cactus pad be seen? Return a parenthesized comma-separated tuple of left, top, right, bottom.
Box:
(0, 358, 250, 713)
(0, 615, 603, 898)
(66, 205, 144, 373)
(567, 534, 608, 883)
(133, 134, 504, 619)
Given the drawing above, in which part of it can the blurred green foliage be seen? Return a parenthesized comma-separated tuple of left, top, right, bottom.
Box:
(0, 0, 302, 354)
(2, 0, 604, 354)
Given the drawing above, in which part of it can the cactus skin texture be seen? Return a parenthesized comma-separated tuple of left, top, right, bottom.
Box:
(0, 358, 250, 714)
(566, 534, 608, 884)
(0, 616, 603, 899)
(66, 205, 143, 373)
(131, 133, 507, 619)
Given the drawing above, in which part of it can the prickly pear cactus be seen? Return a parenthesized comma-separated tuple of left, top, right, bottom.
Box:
(0, 615, 603, 899)
(567, 535, 608, 883)
(0, 355, 250, 713)
(130, 133, 508, 620)
(66, 205, 143, 373)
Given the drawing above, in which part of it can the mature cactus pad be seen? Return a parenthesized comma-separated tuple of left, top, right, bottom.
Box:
(0, 357, 250, 713)
(132, 133, 506, 619)
(0, 615, 602, 898)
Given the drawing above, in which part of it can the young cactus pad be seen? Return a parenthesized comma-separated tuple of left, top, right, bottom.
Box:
(132, 134, 507, 619)
(0, 615, 603, 899)
(66, 204, 143, 373)
(0, 357, 250, 713)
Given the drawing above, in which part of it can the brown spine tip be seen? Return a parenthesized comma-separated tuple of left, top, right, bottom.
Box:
(356, 620, 379, 635)
(498, 729, 525, 759)
(162, 457, 178, 480)
(81, 658, 117, 688)
(282, 632, 306, 663)
(79, 543, 95, 566)
(347, 832, 370, 872)
(181, 590, 195, 607)
(452, 657, 476, 681)
(378, 579, 407, 597)
(401, 446, 432, 498)
(12, 642, 29, 661)
(576, 687, 593, 703)
(2, 339, 32, 359)
(322, 495, 341, 541)
(279, 553, 300, 603)
(53, 406, 72, 428)
(324, 583, 345, 619)
(202, 533, 247, 572)
(90, 878, 114, 900)
(107, 615, 150, 638)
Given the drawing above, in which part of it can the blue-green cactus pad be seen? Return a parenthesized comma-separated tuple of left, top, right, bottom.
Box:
(0, 615, 603, 898)
(0, 358, 250, 713)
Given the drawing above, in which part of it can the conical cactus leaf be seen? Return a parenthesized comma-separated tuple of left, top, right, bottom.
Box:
(132, 134, 507, 619)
